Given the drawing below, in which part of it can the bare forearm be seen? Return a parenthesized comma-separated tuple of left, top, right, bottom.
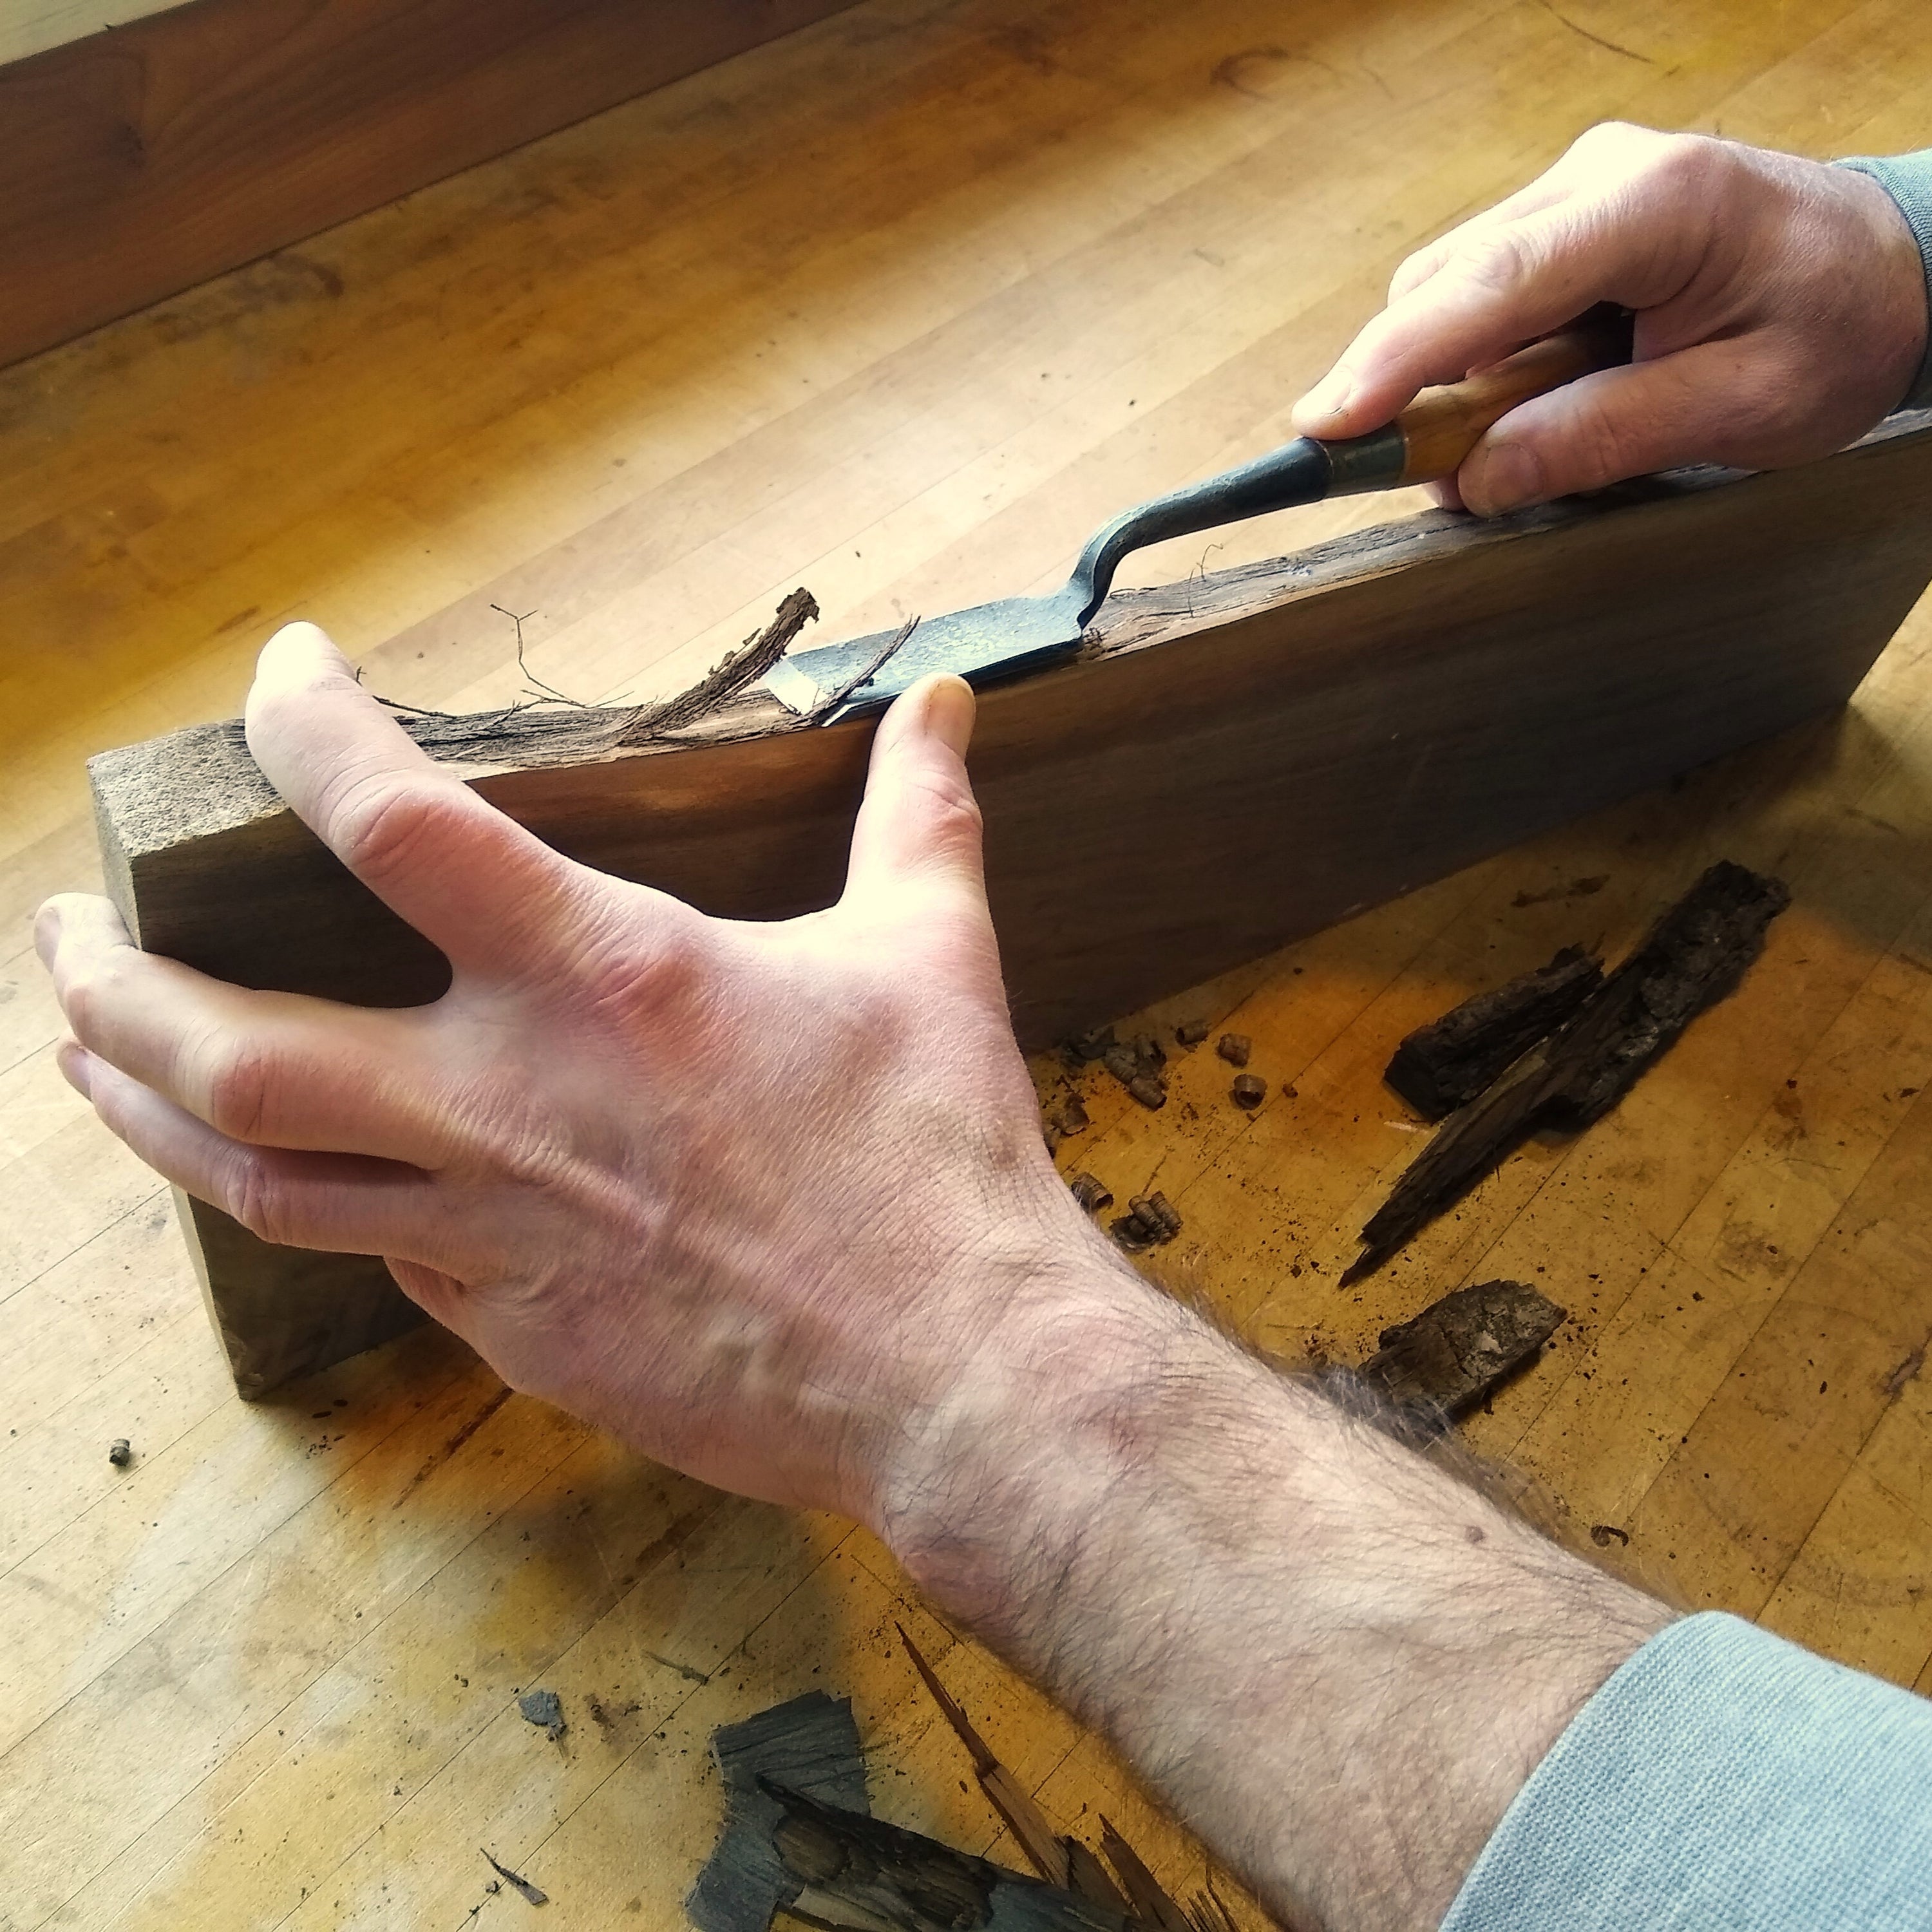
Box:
(880, 1242, 1670, 1932)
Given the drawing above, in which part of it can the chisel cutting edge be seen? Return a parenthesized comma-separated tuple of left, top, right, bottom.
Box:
(764, 312, 1631, 724)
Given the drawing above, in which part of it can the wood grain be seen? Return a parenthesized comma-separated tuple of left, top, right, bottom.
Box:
(8, 0, 1932, 1922)
(0, 0, 857, 371)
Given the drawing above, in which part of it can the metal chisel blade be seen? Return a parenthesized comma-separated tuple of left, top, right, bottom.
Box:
(764, 585, 1087, 724)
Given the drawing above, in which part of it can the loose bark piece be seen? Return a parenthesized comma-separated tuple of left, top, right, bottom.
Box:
(625, 587, 820, 739)
(1384, 945, 1603, 1120)
(1098, 1819, 1193, 1932)
(897, 1624, 1071, 1889)
(1112, 1192, 1182, 1250)
(481, 1849, 548, 1907)
(686, 1690, 870, 1932)
(1345, 861, 1791, 1283)
(1068, 1173, 1113, 1213)
(1065, 1839, 1133, 1914)
(768, 1783, 1143, 1932)
(516, 1687, 565, 1741)
(1101, 1036, 1170, 1110)
(90, 421, 1932, 1392)
(1358, 1280, 1566, 1422)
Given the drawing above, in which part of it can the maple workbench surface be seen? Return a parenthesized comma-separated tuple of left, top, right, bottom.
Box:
(5, 1, 1931, 1924)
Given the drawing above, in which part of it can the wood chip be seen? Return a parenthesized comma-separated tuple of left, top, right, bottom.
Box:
(1384, 944, 1603, 1121)
(1062, 1026, 1117, 1067)
(1358, 1280, 1566, 1423)
(1345, 862, 1789, 1283)
(482, 1849, 549, 1906)
(1112, 1191, 1180, 1249)
(517, 1688, 565, 1741)
(1130, 1193, 1181, 1240)
(624, 587, 819, 740)
(896, 1626, 1070, 1889)
(1099, 1818, 1192, 1932)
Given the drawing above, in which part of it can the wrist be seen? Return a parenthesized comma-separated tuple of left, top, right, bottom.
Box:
(866, 1226, 1208, 1622)
(1830, 158, 1931, 411)
(867, 1246, 1672, 1932)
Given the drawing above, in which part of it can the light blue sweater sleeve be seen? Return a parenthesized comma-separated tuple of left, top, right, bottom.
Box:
(1441, 1612, 1932, 1930)
(1837, 148, 1932, 408)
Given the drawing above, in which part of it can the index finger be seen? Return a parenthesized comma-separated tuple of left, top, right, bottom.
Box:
(245, 623, 586, 974)
(1293, 203, 1631, 440)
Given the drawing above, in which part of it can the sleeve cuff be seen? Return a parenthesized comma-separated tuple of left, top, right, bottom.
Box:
(1441, 1611, 1932, 1931)
(1838, 150, 1932, 409)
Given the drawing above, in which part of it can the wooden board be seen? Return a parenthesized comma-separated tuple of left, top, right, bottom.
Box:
(0, 0, 857, 372)
(91, 413, 1932, 1394)
(10, 0, 1932, 1922)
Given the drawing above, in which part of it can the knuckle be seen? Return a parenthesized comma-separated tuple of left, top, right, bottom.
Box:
(60, 953, 129, 1043)
(569, 903, 710, 1021)
(224, 1157, 295, 1247)
(1454, 225, 1535, 297)
(1554, 390, 1643, 490)
(909, 768, 985, 855)
(1719, 357, 1819, 455)
(199, 1038, 276, 1143)
(1571, 119, 1657, 166)
(1390, 243, 1443, 299)
(1567, 122, 1718, 201)
(1642, 130, 1721, 196)
(1571, 118, 1642, 155)
(326, 770, 455, 894)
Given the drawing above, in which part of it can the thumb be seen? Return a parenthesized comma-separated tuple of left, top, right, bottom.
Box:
(841, 674, 987, 915)
(1455, 342, 1761, 515)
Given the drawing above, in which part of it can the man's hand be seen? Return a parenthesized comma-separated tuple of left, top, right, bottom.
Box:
(1293, 122, 1929, 513)
(39, 623, 1103, 1522)
(38, 621, 1671, 1932)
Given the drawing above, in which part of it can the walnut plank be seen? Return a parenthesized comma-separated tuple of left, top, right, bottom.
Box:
(0, 0, 858, 372)
(89, 415, 1932, 1394)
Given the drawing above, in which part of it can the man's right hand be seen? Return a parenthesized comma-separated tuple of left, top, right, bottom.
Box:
(1292, 122, 1929, 514)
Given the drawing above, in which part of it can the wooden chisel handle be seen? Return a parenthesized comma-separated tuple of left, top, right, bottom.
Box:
(1062, 308, 1634, 623)
(1386, 309, 1635, 486)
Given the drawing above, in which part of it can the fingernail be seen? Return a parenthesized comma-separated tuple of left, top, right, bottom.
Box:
(32, 900, 61, 970)
(1467, 442, 1543, 515)
(923, 675, 976, 759)
(56, 1039, 92, 1099)
(1298, 370, 1353, 422)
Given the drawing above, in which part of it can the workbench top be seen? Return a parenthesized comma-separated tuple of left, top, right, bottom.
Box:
(5, 0, 1931, 1923)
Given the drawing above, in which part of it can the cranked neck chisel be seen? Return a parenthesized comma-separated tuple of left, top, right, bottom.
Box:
(764, 312, 1631, 723)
